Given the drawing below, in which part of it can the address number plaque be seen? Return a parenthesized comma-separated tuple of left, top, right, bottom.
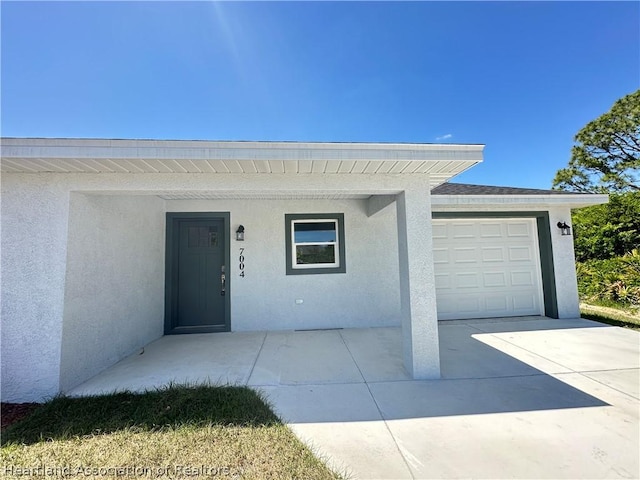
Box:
(239, 248, 245, 277)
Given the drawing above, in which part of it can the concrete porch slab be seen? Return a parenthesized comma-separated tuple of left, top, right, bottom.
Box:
(68, 331, 266, 396)
(339, 327, 411, 382)
(247, 329, 364, 386)
(67, 317, 640, 479)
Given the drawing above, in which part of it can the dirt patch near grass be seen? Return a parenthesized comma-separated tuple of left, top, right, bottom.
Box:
(1, 403, 40, 430)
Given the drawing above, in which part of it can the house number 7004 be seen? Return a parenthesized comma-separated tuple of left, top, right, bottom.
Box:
(239, 248, 245, 277)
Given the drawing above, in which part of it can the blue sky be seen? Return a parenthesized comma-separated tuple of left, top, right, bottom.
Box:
(2, 1, 638, 188)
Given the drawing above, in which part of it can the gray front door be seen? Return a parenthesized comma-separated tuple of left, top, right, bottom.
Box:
(165, 213, 230, 334)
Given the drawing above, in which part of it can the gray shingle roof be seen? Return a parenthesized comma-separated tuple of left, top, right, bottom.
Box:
(431, 183, 575, 195)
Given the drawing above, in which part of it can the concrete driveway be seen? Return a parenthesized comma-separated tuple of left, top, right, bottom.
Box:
(70, 317, 640, 479)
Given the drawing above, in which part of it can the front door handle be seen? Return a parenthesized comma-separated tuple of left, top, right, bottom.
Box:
(221, 266, 226, 296)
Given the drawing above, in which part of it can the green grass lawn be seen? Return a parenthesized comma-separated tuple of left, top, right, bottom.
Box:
(1, 385, 343, 479)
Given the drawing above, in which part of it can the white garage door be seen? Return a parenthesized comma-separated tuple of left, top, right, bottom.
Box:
(433, 218, 544, 320)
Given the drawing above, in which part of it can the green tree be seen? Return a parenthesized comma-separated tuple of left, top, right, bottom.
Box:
(572, 191, 640, 262)
(553, 89, 640, 193)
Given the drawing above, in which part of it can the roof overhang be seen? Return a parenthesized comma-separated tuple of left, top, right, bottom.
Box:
(0, 138, 483, 185)
(431, 193, 609, 211)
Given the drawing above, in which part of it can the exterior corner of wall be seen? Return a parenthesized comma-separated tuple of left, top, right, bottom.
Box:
(60, 194, 166, 392)
(547, 207, 581, 318)
(1, 174, 70, 401)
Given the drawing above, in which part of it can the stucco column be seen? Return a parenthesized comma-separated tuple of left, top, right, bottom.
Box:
(396, 188, 440, 379)
(548, 207, 581, 318)
(1, 176, 70, 402)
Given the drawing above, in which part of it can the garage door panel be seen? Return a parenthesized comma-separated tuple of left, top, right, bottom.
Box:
(433, 248, 449, 264)
(481, 247, 504, 262)
(508, 246, 534, 262)
(485, 296, 508, 312)
(479, 222, 503, 238)
(435, 295, 456, 316)
(455, 272, 479, 288)
(483, 272, 507, 287)
(434, 218, 544, 320)
(507, 222, 531, 237)
(457, 297, 481, 313)
(513, 295, 537, 312)
(434, 272, 451, 289)
(511, 271, 535, 286)
(452, 223, 476, 238)
(432, 223, 448, 239)
(453, 247, 478, 263)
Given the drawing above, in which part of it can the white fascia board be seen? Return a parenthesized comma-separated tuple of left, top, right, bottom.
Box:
(1, 138, 484, 178)
(1, 137, 485, 155)
(0, 138, 485, 161)
(432, 194, 609, 211)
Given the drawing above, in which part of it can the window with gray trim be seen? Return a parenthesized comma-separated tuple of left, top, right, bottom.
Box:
(285, 213, 346, 275)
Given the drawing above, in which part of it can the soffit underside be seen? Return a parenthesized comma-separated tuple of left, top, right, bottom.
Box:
(158, 192, 373, 200)
(0, 157, 479, 180)
(1, 139, 483, 178)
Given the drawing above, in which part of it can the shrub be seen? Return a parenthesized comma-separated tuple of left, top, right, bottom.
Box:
(577, 250, 640, 308)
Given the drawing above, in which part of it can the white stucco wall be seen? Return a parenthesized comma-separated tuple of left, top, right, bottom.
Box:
(547, 206, 581, 318)
(1, 174, 70, 402)
(166, 198, 401, 331)
(1, 172, 417, 401)
(1, 168, 592, 402)
(59, 194, 165, 392)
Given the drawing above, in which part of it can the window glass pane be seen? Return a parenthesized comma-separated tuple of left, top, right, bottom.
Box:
(208, 227, 218, 247)
(188, 226, 218, 247)
(188, 226, 199, 248)
(294, 222, 336, 243)
(296, 245, 336, 265)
